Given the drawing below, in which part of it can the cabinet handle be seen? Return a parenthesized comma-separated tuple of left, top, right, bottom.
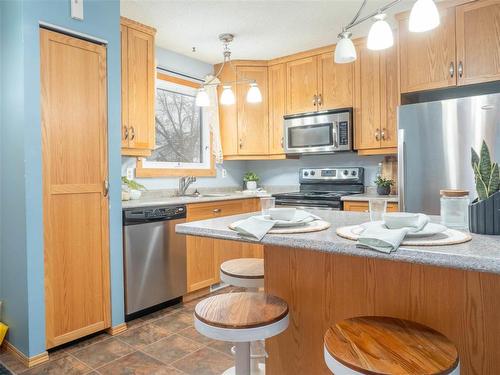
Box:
(280, 137, 284, 149)
(103, 179, 109, 197)
(458, 61, 463, 78)
(313, 95, 317, 106)
(449, 62, 455, 78)
(124, 126, 129, 140)
(130, 126, 135, 140)
(375, 128, 381, 141)
(381, 128, 386, 141)
(213, 208, 221, 213)
(317, 94, 323, 107)
(239, 139, 243, 149)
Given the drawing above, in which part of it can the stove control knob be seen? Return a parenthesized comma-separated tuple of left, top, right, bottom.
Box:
(343, 170, 349, 176)
(351, 170, 357, 176)
(310, 171, 316, 176)
(304, 171, 309, 176)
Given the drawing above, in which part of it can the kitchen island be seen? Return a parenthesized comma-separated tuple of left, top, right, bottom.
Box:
(176, 210, 500, 375)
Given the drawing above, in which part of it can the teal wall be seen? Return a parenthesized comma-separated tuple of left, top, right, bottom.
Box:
(0, 0, 123, 357)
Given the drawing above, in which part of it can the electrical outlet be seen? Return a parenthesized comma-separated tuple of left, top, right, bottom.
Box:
(221, 168, 227, 178)
(70, 0, 84, 20)
(126, 168, 134, 180)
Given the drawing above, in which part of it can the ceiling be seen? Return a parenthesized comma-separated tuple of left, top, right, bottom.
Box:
(120, 0, 416, 64)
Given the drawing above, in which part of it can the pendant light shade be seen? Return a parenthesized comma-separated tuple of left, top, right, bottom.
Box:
(409, 0, 440, 32)
(367, 14, 394, 51)
(334, 32, 357, 64)
(246, 83, 262, 103)
(195, 88, 210, 107)
(220, 86, 236, 105)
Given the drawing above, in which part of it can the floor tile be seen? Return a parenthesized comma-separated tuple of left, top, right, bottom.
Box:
(207, 340, 234, 356)
(72, 337, 134, 368)
(141, 334, 201, 365)
(171, 347, 233, 375)
(177, 327, 212, 346)
(117, 323, 170, 349)
(65, 333, 111, 353)
(22, 355, 91, 375)
(153, 312, 193, 333)
(0, 350, 29, 374)
(97, 352, 182, 375)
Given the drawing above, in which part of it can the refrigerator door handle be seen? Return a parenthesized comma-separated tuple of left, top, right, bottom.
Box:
(398, 129, 406, 212)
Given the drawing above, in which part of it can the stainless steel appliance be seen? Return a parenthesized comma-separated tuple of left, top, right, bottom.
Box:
(273, 167, 364, 210)
(283, 108, 353, 155)
(123, 204, 187, 317)
(398, 93, 500, 214)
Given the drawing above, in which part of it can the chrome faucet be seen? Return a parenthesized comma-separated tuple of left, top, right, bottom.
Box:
(178, 176, 197, 196)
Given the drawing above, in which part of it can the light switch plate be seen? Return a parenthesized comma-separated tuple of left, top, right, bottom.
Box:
(221, 168, 227, 178)
(126, 168, 134, 180)
(70, 0, 84, 20)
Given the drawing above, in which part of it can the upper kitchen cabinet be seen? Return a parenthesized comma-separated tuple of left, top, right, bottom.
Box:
(399, 0, 500, 94)
(456, 0, 500, 86)
(121, 17, 156, 156)
(268, 63, 286, 155)
(399, 6, 456, 93)
(354, 41, 398, 155)
(285, 53, 354, 114)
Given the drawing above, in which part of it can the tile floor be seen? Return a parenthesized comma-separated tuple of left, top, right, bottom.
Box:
(0, 287, 261, 375)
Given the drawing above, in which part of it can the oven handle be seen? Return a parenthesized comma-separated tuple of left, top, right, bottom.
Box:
(275, 203, 340, 211)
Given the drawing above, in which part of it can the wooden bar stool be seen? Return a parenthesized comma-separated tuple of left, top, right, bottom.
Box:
(324, 316, 460, 375)
(194, 292, 288, 375)
(220, 258, 264, 291)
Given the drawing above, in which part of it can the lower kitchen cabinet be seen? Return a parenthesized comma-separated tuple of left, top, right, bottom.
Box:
(185, 198, 262, 293)
(343, 200, 399, 212)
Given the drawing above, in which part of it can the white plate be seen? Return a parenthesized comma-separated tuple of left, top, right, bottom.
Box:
(353, 222, 448, 238)
(255, 214, 315, 227)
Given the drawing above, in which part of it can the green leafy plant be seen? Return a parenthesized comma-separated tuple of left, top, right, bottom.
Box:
(121, 176, 146, 191)
(243, 171, 260, 182)
(374, 176, 394, 188)
(471, 141, 499, 201)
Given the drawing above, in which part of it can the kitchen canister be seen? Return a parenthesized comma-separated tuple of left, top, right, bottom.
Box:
(440, 190, 470, 229)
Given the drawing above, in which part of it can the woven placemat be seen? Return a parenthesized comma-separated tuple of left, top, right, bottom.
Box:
(336, 225, 472, 246)
(229, 220, 331, 234)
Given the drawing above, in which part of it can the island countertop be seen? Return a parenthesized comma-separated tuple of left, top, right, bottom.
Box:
(176, 209, 500, 275)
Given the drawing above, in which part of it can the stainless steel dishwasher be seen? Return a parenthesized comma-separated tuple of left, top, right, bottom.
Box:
(123, 204, 187, 318)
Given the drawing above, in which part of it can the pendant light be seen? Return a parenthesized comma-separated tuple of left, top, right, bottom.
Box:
(334, 31, 357, 64)
(367, 14, 393, 51)
(409, 0, 440, 32)
(195, 34, 262, 107)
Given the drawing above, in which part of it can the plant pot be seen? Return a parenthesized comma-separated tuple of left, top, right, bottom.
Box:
(246, 181, 257, 191)
(377, 185, 391, 196)
(469, 191, 500, 235)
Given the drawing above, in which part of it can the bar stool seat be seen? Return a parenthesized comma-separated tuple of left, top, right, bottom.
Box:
(220, 258, 264, 289)
(324, 316, 460, 375)
(194, 292, 288, 375)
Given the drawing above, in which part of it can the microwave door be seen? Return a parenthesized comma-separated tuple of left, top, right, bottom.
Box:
(285, 122, 335, 154)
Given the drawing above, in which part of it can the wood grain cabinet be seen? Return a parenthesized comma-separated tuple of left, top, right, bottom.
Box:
(354, 42, 398, 155)
(399, 0, 500, 93)
(343, 201, 399, 212)
(120, 17, 156, 156)
(186, 199, 262, 292)
(286, 54, 354, 115)
(268, 63, 286, 155)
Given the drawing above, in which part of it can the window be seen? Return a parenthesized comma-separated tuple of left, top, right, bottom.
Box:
(136, 72, 215, 177)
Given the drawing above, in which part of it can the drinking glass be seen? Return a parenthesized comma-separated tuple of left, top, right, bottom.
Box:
(369, 199, 387, 222)
(260, 197, 275, 216)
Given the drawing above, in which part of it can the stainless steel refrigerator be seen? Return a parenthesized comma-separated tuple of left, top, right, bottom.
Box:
(398, 93, 500, 214)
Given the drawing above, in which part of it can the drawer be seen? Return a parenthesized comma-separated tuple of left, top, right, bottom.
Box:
(343, 201, 399, 212)
(187, 198, 258, 221)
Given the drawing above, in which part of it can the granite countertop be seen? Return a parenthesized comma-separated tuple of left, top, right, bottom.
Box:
(176, 210, 500, 275)
(341, 193, 399, 203)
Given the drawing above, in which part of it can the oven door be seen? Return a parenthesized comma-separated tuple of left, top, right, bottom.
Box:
(284, 110, 352, 154)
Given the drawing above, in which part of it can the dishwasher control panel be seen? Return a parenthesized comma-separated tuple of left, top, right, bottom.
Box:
(123, 205, 186, 224)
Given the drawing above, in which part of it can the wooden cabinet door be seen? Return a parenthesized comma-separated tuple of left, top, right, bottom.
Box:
(343, 201, 399, 212)
(121, 24, 130, 148)
(286, 56, 318, 114)
(318, 52, 354, 110)
(399, 7, 457, 93)
(236, 66, 269, 155)
(186, 236, 217, 292)
(380, 45, 399, 149)
(41, 29, 110, 348)
(126, 27, 155, 150)
(354, 45, 382, 151)
(214, 240, 263, 283)
(217, 62, 239, 157)
(456, 0, 500, 86)
(268, 64, 286, 155)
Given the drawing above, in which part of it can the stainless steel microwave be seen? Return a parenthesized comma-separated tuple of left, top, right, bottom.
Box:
(283, 108, 353, 155)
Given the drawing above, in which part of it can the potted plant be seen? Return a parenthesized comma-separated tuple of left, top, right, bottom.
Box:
(243, 171, 260, 191)
(469, 141, 500, 234)
(374, 176, 394, 196)
(121, 177, 146, 200)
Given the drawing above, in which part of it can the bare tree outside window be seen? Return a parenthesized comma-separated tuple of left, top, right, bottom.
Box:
(149, 87, 203, 163)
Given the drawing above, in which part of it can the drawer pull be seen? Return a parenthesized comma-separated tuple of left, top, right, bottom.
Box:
(213, 208, 221, 213)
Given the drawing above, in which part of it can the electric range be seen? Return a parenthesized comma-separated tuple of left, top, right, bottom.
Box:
(273, 167, 364, 210)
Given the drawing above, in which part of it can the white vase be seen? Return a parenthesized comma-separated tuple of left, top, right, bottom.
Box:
(246, 181, 257, 191)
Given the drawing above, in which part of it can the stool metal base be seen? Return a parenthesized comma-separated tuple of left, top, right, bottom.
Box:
(223, 363, 265, 375)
